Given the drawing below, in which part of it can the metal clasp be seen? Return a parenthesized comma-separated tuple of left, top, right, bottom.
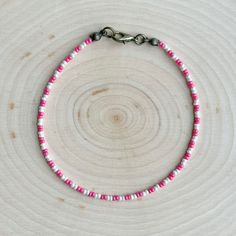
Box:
(112, 32, 135, 44)
(100, 26, 149, 45)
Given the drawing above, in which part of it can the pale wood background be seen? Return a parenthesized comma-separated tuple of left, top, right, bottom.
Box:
(0, 0, 236, 235)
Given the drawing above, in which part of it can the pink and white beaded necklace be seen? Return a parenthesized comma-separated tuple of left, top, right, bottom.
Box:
(37, 27, 200, 201)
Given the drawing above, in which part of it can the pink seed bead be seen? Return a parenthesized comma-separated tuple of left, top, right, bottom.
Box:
(125, 194, 131, 200)
(159, 180, 166, 188)
(168, 172, 175, 180)
(38, 137, 45, 144)
(182, 69, 189, 77)
(194, 117, 200, 124)
(76, 186, 84, 193)
(48, 160, 55, 168)
(194, 105, 200, 112)
(177, 163, 184, 170)
(100, 194, 108, 200)
(159, 41, 165, 49)
(85, 37, 92, 45)
(65, 55, 73, 62)
(175, 59, 183, 67)
(40, 99, 46, 107)
(167, 50, 174, 57)
(188, 140, 195, 148)
(57, 65, 64, 73)
(187, 81, 195, 89)
(74, 45, 81, 53)
(44, 87, 50, 95)
(37, 111, 44, 119)
(65, 179, 72, 186)
(184, 152, 191, 160)
(112, 195, 119, 201)
(148, 186, 155, 193)
(191, 93, 198, 101)
(135, 191, 143, 198)
(88, 191, 95, 198)
(192, 128, 199, 136)
(42, 148, 48, 157)
(56, 170, 63, 177)
(37, 125, 44, 132)
(49, 76, 56, 83)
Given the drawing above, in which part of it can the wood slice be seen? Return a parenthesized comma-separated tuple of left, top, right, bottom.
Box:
(0, 0, 235, 235)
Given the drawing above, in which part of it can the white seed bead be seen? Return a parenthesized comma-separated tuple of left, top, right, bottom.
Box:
(47, 83, 53, 89)
(42, 95, 47, 100)
(71, 52, 76, 57)
(40, 143, 47, 149)
(164, 45, 169, 51)
(61, 175, 66, 181)
(38, 131, 44, 137)
(185, 75, 191, 81)
(181, 159, 188, 166)
(42, 95, 48, 101)
(71, 183, 76, 189)
(37, 120, 44, 125)
(164, 178, 170, 184)
(173, 170, 179, 176)
(175, 169, 181, 174)
(61, 61, 67, 67)
(54, 71, 60, 78)
(83, 189, 88, 196)
(180, 65, 186, 71)
(38, 106, 45, 112)
(52, 166, 58, 172)
(154, 185, 159, 191)
(187, 148, 193, 154)
(172, 54, 178, 60)
(80, 42, 86, 48)
(174, 56, 179, 61)
(142, 191, 147, 197)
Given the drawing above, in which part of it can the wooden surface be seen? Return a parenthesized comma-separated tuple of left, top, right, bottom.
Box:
(0, 0, 235, 235)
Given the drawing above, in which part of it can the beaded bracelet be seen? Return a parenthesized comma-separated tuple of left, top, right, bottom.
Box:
(37, 27, 200, 201)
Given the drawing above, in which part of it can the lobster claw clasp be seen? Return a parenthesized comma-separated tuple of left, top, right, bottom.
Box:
(112, 32, 135, 44)
(100, 26, 150, 45)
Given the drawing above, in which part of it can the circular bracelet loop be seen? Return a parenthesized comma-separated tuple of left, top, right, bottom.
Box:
(37, 29, 200, 201)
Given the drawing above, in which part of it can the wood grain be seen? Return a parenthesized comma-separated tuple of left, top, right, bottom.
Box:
(0, 0, 235, 235)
